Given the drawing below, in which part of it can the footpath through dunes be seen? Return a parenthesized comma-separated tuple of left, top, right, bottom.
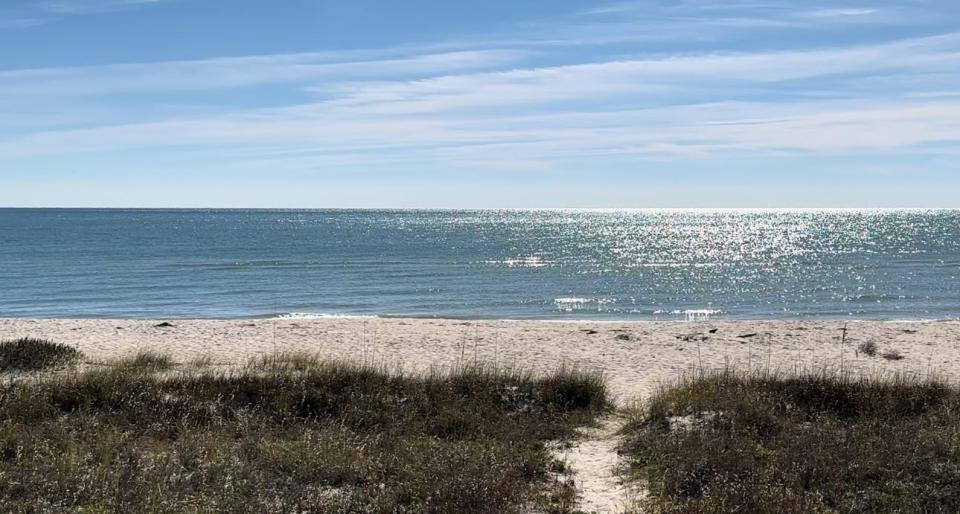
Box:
(3, 318, 960, 403)
(3, 318, 960, 513)
(558, 413, 643, 513)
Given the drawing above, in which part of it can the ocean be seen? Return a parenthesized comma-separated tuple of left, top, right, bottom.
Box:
(1, 208, 957, 320)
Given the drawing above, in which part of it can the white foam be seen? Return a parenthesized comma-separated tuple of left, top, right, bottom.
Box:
(554, 297, 615, 304)
(653, 309, 724, 321)
(553, 297, 616, 312)
(274, 312, 379, 320)
(483, 256, 550, 268)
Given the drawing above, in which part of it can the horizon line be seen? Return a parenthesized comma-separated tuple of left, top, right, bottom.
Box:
(2, 206, 958, 211)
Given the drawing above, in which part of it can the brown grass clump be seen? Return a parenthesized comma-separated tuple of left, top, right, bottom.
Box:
(881, 349, 905, 361)
(620, 369, 960, 514)
(112, 350, 175, 372)
(857, 340, 878, 357)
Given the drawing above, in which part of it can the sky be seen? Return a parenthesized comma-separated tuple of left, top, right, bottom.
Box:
(1, 0, 959, 208)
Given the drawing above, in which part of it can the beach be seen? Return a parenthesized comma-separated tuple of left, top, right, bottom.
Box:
(3, 318, 958, 403)
(7, 0, 960, 507)
(3, 318, 959, 512)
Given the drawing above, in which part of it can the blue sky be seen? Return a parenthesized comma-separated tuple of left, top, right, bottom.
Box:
(1, 0, 959, 208)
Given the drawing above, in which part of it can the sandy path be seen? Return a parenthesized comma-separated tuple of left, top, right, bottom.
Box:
(560, 415, 636, 513)
(3, 318, 960, 513)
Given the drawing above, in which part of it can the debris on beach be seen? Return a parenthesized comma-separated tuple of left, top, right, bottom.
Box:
(882, 349, 905, 361)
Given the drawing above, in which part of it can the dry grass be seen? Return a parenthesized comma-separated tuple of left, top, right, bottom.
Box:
(620, 369, 960, 514)
(112, 350, 175, 372)
(857, 340, 878, 357)
(0, 351, 608, 513)
(881, 349, 905, 361)
(0, 338, 82, 372)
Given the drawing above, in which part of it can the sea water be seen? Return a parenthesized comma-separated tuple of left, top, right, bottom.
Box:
(1, 209, 957, 320)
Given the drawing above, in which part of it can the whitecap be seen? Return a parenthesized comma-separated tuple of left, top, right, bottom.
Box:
(274, 312, 379, 320)
(553, 297, 616, 312)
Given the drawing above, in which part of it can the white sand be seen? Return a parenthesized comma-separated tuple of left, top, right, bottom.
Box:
(3, 318, 958, 402)
(3, 318, 959, 513)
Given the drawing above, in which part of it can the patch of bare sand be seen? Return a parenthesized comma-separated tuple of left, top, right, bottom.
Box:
(3, 318, 957, 402)
(558, 414, 644, 513)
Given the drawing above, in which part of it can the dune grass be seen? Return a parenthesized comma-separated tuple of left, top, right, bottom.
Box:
(112, 349, 176, 372)
(0, 351, 607, 513)
(620, 369, 960, 514)
(0, 338, 82, 372)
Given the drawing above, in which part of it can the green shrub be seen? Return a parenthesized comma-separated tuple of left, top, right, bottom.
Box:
(620, 370, 960, 514)
(0, 338, 82, 372)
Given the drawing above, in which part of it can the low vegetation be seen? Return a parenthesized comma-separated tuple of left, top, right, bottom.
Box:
(0, 351, 607, 513)
(857, 340, 878, 357)
(881, 349, 905, 361)
(620, 369, 960, 513)
(112, 349, 175, 372)
(0, 338, 82, 372)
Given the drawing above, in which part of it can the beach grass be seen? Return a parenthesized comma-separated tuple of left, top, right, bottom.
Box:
(0, 351, 607, 513)
(111, 349, 176, 372)
(619, 369, 960, 513)
(0, 337, 82, 372)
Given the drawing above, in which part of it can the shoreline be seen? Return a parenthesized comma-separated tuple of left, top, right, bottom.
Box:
(5, 315, 958, 323)
(4, 317, 959, 403)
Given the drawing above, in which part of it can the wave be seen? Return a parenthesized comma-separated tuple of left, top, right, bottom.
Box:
(272, 312, 380, 320)
(483, 256, 551, 268)
(654, 309, 725, 321)
(553, 297, 616, 312)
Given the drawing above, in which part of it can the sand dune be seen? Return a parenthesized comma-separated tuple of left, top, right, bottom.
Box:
(3, 317, 959, 512)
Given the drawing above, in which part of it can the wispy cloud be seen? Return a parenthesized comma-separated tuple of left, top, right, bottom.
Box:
(3, 31, 959, 163)
(296, 32, 960, 121)
(31, 0, 174, 15)
(0, 16, 47, 28)
(0, 0, 177, 28)
(570, 0, 933, 41)
(801, 8, 878, 18)
(0, 49, 531, 96)
(1, 0, 959, 178)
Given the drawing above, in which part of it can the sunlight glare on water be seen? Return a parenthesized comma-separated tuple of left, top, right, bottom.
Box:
(0, 209, 957, 320)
